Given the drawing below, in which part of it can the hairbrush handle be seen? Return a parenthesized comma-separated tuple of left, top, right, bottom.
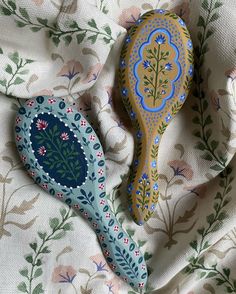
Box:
(119, 9, 194, 225)
(14, 96, 147, 290)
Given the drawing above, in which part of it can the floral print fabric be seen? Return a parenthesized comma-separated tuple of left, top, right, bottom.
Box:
(0, 0, 236, 293)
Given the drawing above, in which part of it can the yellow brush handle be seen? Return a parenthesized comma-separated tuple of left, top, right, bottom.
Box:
(119, 9, 194, 225)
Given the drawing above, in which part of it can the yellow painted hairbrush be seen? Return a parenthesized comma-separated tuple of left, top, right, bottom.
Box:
(119, 9, 194, 225)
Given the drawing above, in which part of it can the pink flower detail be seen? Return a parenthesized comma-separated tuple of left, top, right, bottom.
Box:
(100, 199, 105, 205)
(66, 107, 73, 113)
(21, 155, 26, 162)
(84, 212, 88, 217)
(73, 204, 80, 208)
(98, 169, 104, 176)
(36, 119, 48, 131)
(110, 264, 116, 270)
(99, 183, 105, 190)
(16, 135, 22, 142)
(30, 171, 35, 177)
(168, 160, 193, 181)
(141, 264, 146, 270)
(48, 98, 56, 104)
(113, 225, 119, 232)
(51, 265, 77, 283)
(99, 235, 105, 241)
(139, 282, 145, 288)
(124, 238, 129, 244)
(57, 60, 83, 80)
(38, 146, 46, 156)
(90, 254, 109, 272)
(16, 116, 21, 124)
(42, 183, 48, 189)
(185, 184, 207, 199)
(82, 63, 103, 84)
(106, 276, 122, 294)
(92, 222, 98, 228)
(89, 135, 96, 141)
(135, 250, 140, 256)
(56, 193, 63, 198)
(27, 100, 34, 107)
(118, 6, 141, 29)
(96, 151, 103, 158)
(60, 132, 69, 141)
(105, 212, 111, 219)
(104, 250, 110, 256)
(32, 0, 44, 6)
(80, 119, 87, 127)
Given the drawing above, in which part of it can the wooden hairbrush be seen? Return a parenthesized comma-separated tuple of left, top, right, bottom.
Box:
(119, 9, 194, 225)
(15, 96, 148, 290)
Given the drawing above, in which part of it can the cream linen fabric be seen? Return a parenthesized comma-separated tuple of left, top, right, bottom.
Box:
(0, 1, 236, 294)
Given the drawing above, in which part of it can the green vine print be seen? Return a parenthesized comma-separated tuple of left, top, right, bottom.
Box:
(17, 207, 76, 294)
(0, 0, 115, 47)
(185, 167, 236, 293)
(99, 0, 109, 14)
(143, 37, 170, 106)
(0, 146, 38, 239)
(0, 48, 34, 95)
(191, 0, 226, 171)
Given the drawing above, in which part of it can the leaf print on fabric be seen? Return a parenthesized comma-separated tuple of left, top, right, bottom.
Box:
(0, 2, 116, 46)
(144, 158, 197, 249)
(191, 0, 226, 171)
(0, 150, 38, 239)
(50, 0, 78, 14)
(17, 207, 76, 294)
(0, 48, 34, 96)
(98, 0, 109, 15)
(185, 167, 236, 293)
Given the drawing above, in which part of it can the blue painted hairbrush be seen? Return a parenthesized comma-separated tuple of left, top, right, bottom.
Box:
(15, 96, 148, 290)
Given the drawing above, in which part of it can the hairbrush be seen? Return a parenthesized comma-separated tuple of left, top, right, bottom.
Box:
(15, 96, 148, 290)
(119, 9, 194, 225)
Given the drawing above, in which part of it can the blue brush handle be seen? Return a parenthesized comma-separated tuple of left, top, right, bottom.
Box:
(14, 96, 148, 290)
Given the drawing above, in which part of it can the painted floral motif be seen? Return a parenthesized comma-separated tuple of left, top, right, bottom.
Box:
(32, 113, 88, 187)
(134, 29, 181, 111)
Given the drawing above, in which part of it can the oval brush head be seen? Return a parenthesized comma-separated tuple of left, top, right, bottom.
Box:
(119, 9, 194, 225)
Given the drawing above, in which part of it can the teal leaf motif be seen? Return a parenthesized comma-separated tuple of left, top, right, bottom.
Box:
(77, 189, 94, 207)
(115, 246, 139, 278)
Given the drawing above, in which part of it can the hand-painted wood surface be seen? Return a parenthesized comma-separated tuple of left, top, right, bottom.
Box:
(119, 9, 194, 225)
(14, 96, 148, 290)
